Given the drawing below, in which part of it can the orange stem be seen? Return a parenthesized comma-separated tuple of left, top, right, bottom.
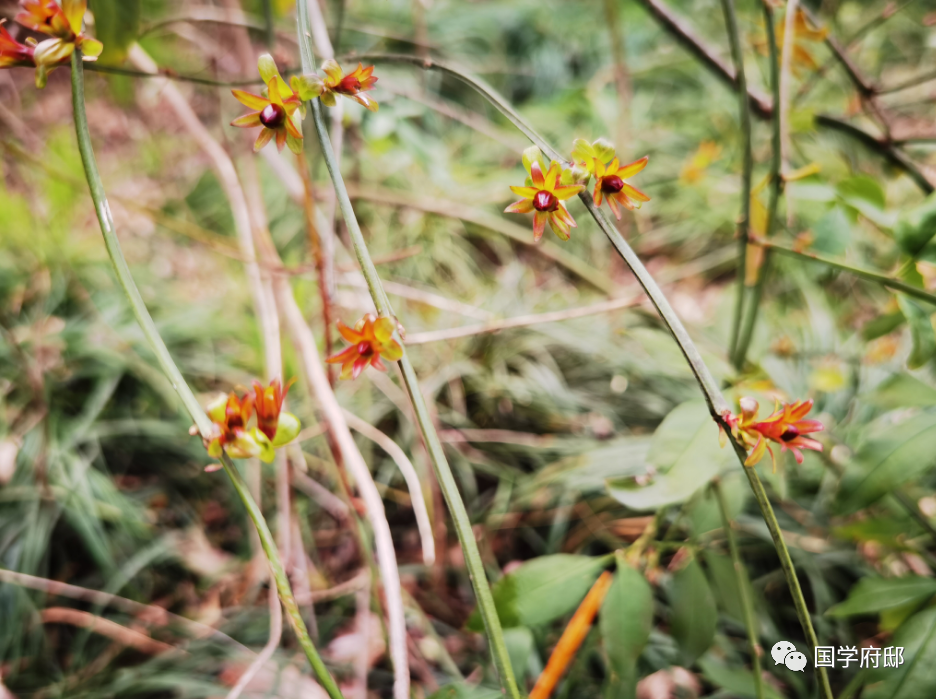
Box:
(529, 571, 614, 699)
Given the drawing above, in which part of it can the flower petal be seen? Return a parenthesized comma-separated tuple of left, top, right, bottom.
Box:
(549, 212, 571, 241)
(532, 210, 547, 242)
(232, 89, 269, 111)
(62, 0, 86, 35)
(382, 339, 403, 362)
(606, 194, 622, 220)
(268, 77, 284, 106)
(321, 58, 343, 85)
(231, 112, 262, 127)
(530, 161, 546, 188)
(253, 128, 274, 152)
(620, 183, 651, 203)
(543, 161, 562, 192)
(352, 93, 379, 112)
(258, 53, 280, 85)
(552, 183, 584, 200)
(352, 356, 369, 379)
(275, 127, 287, 152)
(336, 320, 363, 344)
(592, 181, 603, 207)
(616, 155, 649, 179)
(509, 185, 538, 199)
(505, 198, 535, 214)
(744, 435, 767, 466)
(77, 36, 103, 58)
(373, 317, 396, 343)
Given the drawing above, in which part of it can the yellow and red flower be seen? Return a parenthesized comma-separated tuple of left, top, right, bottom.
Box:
(10, 0, 102, 87)
(204, 379, 301, 464)
(252, 377, 299, 443)
(295, 59, 379, 112)
(506, 148, 584, 242)
(231, 54, 305, 154)
(326, 314, 403, 380)
(723, 397, 824, 469)
(0, 20, 34, 68)
(571, 138, 650, 220)
(206, 391, 261, 460)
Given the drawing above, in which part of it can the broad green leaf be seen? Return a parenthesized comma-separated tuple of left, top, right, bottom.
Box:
(687, 471, 747, 536)
(669, 559, 717, 666)
(897, 295, 936, 369)
(89, 0, 140, 63)
(704, 552, 754, 625)
(601, 555, 654, 699)
(607, 401, 734, 511)
(698, 655, 785, 699)
(502, 627, 534, 681)
(895, 191, 936, 257)
(864, 374, 936, 410)
(827, 577, 936, 617)
(862, 312, 906, 341)
(811, 206, 851, 256)
(836, 410, 936, 513)
(865, 607, 936, 699)
(466, 554, 609, 630)
(837, 175, 888, 226)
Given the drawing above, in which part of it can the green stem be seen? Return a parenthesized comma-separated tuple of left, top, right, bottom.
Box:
(353, 49, 834, 699)
(261, 0, 275, 50)
(761, 241, 936, 307)
(733, 2, 782, 369)
(719, 0, 753, 362)
(295, 11, 522, 699)
(69, 51, 344, 699)
(712, 480, 764, 699)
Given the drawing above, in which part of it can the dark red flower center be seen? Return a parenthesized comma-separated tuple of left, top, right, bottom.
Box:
(780, 426, 800, 442)
(533, 190, 559, 212)
(600, 175, 625, 194)
(338, 76, 362, 94)
(357, 341, 374, 358)
(260, 103, 287, 129)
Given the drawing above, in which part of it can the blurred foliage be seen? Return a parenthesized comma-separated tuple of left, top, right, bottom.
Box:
(2, 0, 936, 698)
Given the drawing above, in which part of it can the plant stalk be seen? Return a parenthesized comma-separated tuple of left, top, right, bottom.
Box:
(719, 0, 753, 362)
(354, 48, 834, 699)
(712, 480, 764, 699)
(733, 2, 782, 369)
(294, 8, 522, 699)
(69, 50, 344, 699)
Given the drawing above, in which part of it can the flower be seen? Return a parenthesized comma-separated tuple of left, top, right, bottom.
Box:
(505, 146, 584, 242)
(723, 397, 824, 469)
(326, 314, 403, 380)
(680, 141, 721, 184)
(591, 156, 651, 219)
(16, 0, 102, 87)
(295, 59, 378, 112)
(206, 391, 263, 460)
(0, 20, 34, 68)
(571, 138, 650, 220)
(231, 54, 305, 154)
(252, 378, 300, 445)
(204, 379, 301, 464)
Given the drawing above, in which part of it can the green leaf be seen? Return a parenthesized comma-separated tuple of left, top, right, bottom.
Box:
(698, 655, 785, 699)
(466, 554, 609, 631)
(862, 312, 906, 341)
(811, 206, 850, 256)
(601, 555, 654, 699)
(89, 0, 140, 64)
(704, 552, 753, 625)
(669, 559, 717, 666)
(864, 374, 936, 410)
(607, 401, 734, 511)
(827, 577, 936, 617)
(836, 410, 936, 513)
(897, 295, 936, 369)
(502, 626, 535, 681)
(895, 191, 936, 257)
(864, 607, 936, 699)
(837, 175, 887, 224)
